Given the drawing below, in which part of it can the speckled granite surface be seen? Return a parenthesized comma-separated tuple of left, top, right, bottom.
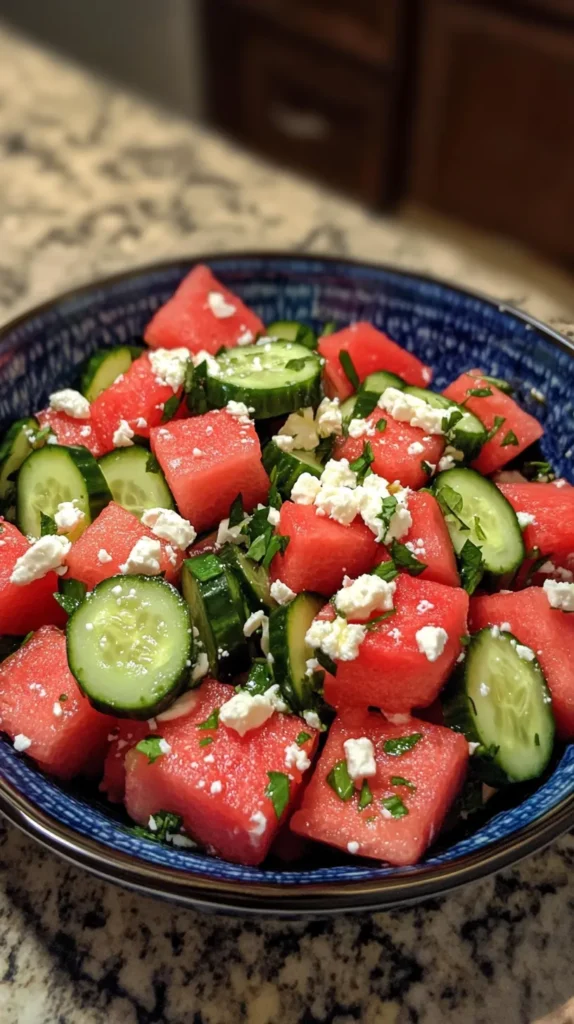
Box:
(0, 22, 573, 1024)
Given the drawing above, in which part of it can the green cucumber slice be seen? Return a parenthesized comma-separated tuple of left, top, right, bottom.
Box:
(99, 447, 174, 520)
(219, 543, 274, 611)
(0, 417, 41, 519)
(267, 320, 317, 350)
(67, 575, 192, 717)
(17, 444, 112, 539)
(182, 553, 249, 677)
(442, 627, 554, 784)
(340, 371, 406, 422)
(269, 592, 325, 711)
(433, 467, 524, 575)
(403, 385, 487, 460)
(362, 371, 406, 393)
(262, 439, 323, 498)
(80, 346, 138, 402)
(205, 341, 322, 419)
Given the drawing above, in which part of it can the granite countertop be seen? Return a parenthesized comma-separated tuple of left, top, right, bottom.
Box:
(0, 23, 573, 1024)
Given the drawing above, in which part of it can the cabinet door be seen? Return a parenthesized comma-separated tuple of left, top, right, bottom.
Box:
(410, 2, 574, 263)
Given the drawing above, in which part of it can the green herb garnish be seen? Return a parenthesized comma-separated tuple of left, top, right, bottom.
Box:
(197, 708, 220, 730)
(390, 540, 427, 576)
(199, 736, 214, 748)
(376, 418, 387, 432)
(381, 794, 409, 818)
(371, 559, 399, 583)
(377, 495, 398, 540)
(131, 810, 185, 844)
(459, 539, 485, 595)
(349, 441, 374, 484)
(40, 512, 57, 536)
(358, 779, 373, 810)
(265, 771, 290, 819)
(383, 733, 423, 757)
(315, 647, 337, 676)
(296, 731, 311, 746)
(466, 387, 493, 399)
(53, 578, 87, 616)
(228, 493, 245, 528)
(485, 415, 506, 442)
(326, 760, 354, 801)
(161, 394, 181, 423)
(135, 736, 169, 764)
(501, 429, 519, 448)
(339, 350, 360, 390)
(390, 776, 416, 791)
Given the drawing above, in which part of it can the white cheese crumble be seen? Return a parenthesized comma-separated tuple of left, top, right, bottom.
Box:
(97, 548, 113, 564)
(303, 709, 322, 730)
(516, 511, 536, 529)
(49, 388, 90, 419)
(215, 516, 248, 548)
(210, 780, 223, 794)
(356, 473, 411, 543)
(149, 347, 189, 392)
(335, 573, 396, 622)
(141, 507, 196, 550)
(112, 419, 135, 447)
(378, 387, 450, 435)
(237, 328, 254, 346)
(278, 407, 319, 451)
(13, 734, 32, 752)
(284, 742, 311, 772)
(407, 441, 425, 456)
(305, 615, 366, 662)
(347, 841, 360, 855)
(54, 500, 85, 535)
(10, 535, 71, 585)
(347, 418, 376, 439)
(270, 579, 296, 605)
(316, 397, 343, 437)
(513, 642, 536, 662)
(479, 682, 490, 696)
(543, 579, 574, 612)
(415, 625, 448, 662)
(191, 651, 210, 684)
(437, 455, 457, 473)
(158, 738, 171, 755)
(191, 349, 220, 375)
(225, 400, 253, 424)
(119, 536, 162, 575)
(343, 737, 377, 781)
(219, 691, 276, 737)
(52, 700, 63, 718)
(468, 742, 481, 755)
(249, 810, 267, 839)
(206, 290, 236, 318)
(272, 434, 295, 452)
(290, 472, 322, 506)
(243, 609, 268, 638)
(267, 507, 280, 527)
(416, 600, 435, 614)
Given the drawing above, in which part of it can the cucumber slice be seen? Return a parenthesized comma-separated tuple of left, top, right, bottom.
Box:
(182, 553, 249, 677)
(403, 386, 487, 460)
(340, 372, 406, 422)
(468, 371, 514, 395)
(205, 341, 322, 419)
(269, 592, 325, 711)
(262, 439, 323, 498)
(362, 371, 406, 393)
(433, 467, 524, 575)
(80, 346, 138, 402)
(442, 627, 555, 784)
(99, 447, 174, 520)
(0, 417, 41, 519)
(17, 445, 112, 539)
(219, 543, 274, 610)
(67, 575, 192, 717)
(267, 320, 317, 350)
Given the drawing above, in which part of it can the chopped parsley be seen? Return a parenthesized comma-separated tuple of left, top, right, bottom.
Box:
(383, 733, 423, 757)
(389, 540, 427, 576)
(358, 779, 373, 810)
(131, 810, 185, 844)
(326, 760, 354, 801)
(265, 771, 290, 819)
(199, 736, 214, 748)
(390, 776, 416, 792)
(197, 708, 220, 730)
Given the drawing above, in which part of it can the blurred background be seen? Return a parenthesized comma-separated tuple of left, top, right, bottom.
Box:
(0, 0, 573, 268)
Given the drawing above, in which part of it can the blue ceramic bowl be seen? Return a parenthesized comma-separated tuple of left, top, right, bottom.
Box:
(0, 254, 573, 915)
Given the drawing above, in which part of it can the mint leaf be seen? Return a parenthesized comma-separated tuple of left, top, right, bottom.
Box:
(466, 387, 493, 398)
(161, 394, 180, 423)
(390, 540, 427, 576)
(485, 415, 506, 443)
(265, 770, 290, 819)
(326, 759, 354, 801)
(296, 731, 312, 746)
(228, 493, 245, 528)
(390, 776, 416, 791)
(53, 578, 87, 616)
(131, 809, 184, 843)
(199, 736, 213, 748)
(146, 452, 161, 474)
(377, 495, 398, 540)
(473, 516, 487, 542)
(383, 733, 423, 757)
(459, 539, 484, 595)
(339, 350, 360, 390)
(358, 779, 373, 810)
(315, 647, 337, 676)
(262, 533, 289, 569)
(381, 794, 409, 818)
(501, 429, 519, 447)
(375, 418, 387, 432)
(349, 441, 374, 484)
(197, 708, 220, 730)
(40, 512, 57, 536)
(371, 559, 399, 583)
(135, 736, 168, 764)
(352, 390, 379, 420)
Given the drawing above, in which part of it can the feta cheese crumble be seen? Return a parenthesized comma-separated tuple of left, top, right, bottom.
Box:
(272, 434, 295, 452)
(54, 500, 85, 535)
(219, 691, 276, 737)
(305, 615, 366, 662)
(206, 291, 236, 318)
(249, 810, 267, 839)
(356, 472, 411, 543)
(303, 709, 322, 730)
(267, 507, 280, 527)
(191, 651, 210, 684)
(215, 517, 246, 548)
(335, 573, 396, 622)
(243, 609, 268, 637)
(343, 737, 377, 781)
(97, 548, 113, 564)
(141, 507, 196, 550)
(513, 642, 535, 661)
(158, 738, 171, 755)
(415, 625, 448, 662)
(416, 600, 435, 614)
(52, 701, 63, 718)
(407, 441, 425, 456)
(210, 780, 223, 794)
(277, 407, 319, 451)
(149, 347, 189, 392)
(270, 579, 296, 605)
(316, 397, 343, 437)
(543, 579, 574, 612)
(290, 472, 322, 505)
(13, 734, 32, 752)
(347, 841, 360, 855)
(517, 512, 536, 529)
(225, 400, 252, 424)
(10, 535, 71, 585)
(112, 419, 135, 447)
(284, 742, 311, 772)
(347, 418, 376, 439)
(378, 387, 450, 435)
(237, 328, 254, 346)
(49, 388, 90, 419)
(119, 536, 162, 575)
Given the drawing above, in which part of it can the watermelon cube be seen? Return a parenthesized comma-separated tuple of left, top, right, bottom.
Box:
(322, 575, 469, 714)
(335, 410, 444, 490)
(443, 372, 543, 476)
(497, 481, 574, 581)
(100, 719, 150, 803)
(270, 501, 378, 596)
(0, 520, 66, 634)
(0, 626, 112, 779)
(400, 491, 459, 588)
(65, 501, 182, 590)
(150, 410, 269, 533)
(290, 711, 468, 865)
(36, 409, 105, 459)
(144, 264, 265, 355)
(318, 322, 432, 401)
(90, 353, 186, 453)
(124, 678, 319, 865)
(469, 588, 574, 739)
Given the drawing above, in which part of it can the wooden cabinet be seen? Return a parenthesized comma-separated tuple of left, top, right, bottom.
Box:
(410, 1, 574, 264)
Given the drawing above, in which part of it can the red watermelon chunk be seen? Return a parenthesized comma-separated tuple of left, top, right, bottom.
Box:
(90, 353, 186, 453)
(36, 409, 105, 459)
(0, 520, 66, 634)
(150, 410, 269, 533)
(335, 410, 444, 490)
(65, 501, 182, 590)
(144, 264, 264, 355)
(469, 588, 574, 739)
(318, 322, 432, 401)
(100, 719, 150, 803)
(401, 491, 459, 588)
(0, 626, 112, 779)
(290, 711, 468, 865)
(497, 482, 574, 584)
(443, 372, 543, 476)
(270, 501, 378, 596)
(321, 575, 469, 714)
(124, 678, 319, 866)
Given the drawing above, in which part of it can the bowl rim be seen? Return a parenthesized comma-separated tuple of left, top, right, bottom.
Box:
(1, 250, 573, 916)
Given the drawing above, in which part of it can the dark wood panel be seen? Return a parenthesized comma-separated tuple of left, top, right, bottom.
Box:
(410, 1, 574, 263)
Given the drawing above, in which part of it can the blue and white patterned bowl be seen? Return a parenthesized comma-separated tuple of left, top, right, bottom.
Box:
(0, 254, 573, 916)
